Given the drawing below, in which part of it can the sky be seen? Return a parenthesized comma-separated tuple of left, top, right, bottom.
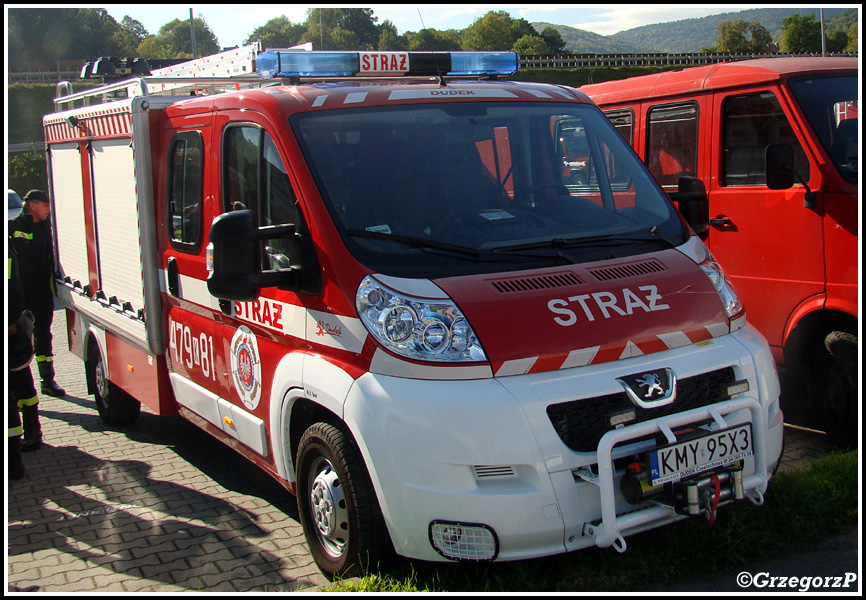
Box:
(100, 4, 771, 49)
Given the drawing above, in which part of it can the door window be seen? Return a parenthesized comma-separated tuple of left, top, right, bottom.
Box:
(223, 125, 302, 272)
(168, 132, 204, 250)
(722, 91, 810, 186)
(604, 109, 634, 145)
(646, 102, 698, 188)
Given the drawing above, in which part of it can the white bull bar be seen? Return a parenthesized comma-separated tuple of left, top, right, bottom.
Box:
(578, 396, 769, 552)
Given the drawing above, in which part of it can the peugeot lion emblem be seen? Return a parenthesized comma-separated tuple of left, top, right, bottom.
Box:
(616, 368, 677, 409)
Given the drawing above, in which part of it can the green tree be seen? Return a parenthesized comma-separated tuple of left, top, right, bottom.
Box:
(540, 27, 567, 54)
(304, 8, 379, 50)
(513, 35, 550, 55)
(406, 29, 462, 51)
(151, 17, 220, 59)
(377, 20, 406, 50)
(245, 15, 307, 48)
(112, 16, 148, 56)
(461, 11, 516, 51)
(780, 14, 822, 53)
(8, 7, 125, 61)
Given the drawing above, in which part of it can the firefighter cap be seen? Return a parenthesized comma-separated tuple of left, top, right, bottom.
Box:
(23, 189, 50, 204)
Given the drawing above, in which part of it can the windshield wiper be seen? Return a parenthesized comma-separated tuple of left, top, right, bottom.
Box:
(347, 229, 484, 258)
(490, 226, 677, 254)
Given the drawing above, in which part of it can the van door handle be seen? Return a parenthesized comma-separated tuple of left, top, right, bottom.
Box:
(167, 256, 179, 297)
(709, 215, 734, 228)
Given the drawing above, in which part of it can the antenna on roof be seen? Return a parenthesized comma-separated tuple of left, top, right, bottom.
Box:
(417, 8, 447, 86)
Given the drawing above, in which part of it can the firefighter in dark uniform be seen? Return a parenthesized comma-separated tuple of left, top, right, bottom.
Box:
(9, 239, 35, 477)
(9, 189, 65, 451)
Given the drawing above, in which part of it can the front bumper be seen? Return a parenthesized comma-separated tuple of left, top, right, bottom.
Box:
(343, 324, 783, 562)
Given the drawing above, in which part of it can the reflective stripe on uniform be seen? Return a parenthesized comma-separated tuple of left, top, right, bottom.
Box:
(9, 425, 24, 438)
(17, 395, 39, 408)
(35, 355, 54, 364)
(11, 231, 34, 240)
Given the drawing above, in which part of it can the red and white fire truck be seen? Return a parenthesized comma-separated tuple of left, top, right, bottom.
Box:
(45, 45, 784, 577)
(582, 58, 859, 447)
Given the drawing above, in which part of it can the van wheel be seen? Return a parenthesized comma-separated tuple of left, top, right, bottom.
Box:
(296, 421, 392, 579)
(89, 344, 140, 426)
(821, 331, 857, 449)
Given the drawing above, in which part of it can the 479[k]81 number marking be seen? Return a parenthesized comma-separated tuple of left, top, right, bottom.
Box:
(169, 317, 216, 381)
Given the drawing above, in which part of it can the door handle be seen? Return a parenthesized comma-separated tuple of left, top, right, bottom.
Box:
(167, 256, 179, 297)
(709, 215, 734, 228)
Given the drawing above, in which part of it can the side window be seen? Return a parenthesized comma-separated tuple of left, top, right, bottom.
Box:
(604, 109, 634, 146)
(722, 91, 810, 186)
(646, 102, 698, 188)
(223, 124, 301, 272)
(168, 132, 204, 250)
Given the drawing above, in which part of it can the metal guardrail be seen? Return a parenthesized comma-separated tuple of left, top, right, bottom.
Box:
(9, 142, 44, 155)
(520, 51, 857, 69)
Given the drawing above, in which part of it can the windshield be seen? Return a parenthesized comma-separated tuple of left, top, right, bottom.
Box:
(789, 73, 858, 182)
(293, 100, 685, 277)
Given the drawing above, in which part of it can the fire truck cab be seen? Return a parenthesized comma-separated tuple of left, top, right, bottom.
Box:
(45, 47, 784, 577)
(582, 58, 858, 447)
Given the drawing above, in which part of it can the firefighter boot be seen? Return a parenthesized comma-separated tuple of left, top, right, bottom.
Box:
(38, 360, 66, 397)
(9, 436, 25, 480)
(20, 404, 43, 452)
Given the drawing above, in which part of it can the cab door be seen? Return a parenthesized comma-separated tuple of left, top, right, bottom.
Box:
(161, 116, 232, 422)
(705, 87, 824, 352)
(210, 112, 312, 464)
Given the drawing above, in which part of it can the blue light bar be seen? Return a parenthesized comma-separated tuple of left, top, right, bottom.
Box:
(448, 52, 520, 76)
(256, 51, 519, 79)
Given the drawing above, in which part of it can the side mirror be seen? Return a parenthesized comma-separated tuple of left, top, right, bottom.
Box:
(669, 176, 709, 239)
(765, 144, 796, 190)
(207, 209, 299, 302)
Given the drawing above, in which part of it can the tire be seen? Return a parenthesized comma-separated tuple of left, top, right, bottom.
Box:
(90, 344, 141, 426)
(296, 421, 393, 579)
(821, 331, 857, 449)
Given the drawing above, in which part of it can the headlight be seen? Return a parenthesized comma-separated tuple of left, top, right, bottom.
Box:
(356, 275, 487, 363)
(699, 255, 744, 321)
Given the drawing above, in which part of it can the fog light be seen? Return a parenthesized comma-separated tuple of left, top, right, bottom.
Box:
(429, 521, 498, 561)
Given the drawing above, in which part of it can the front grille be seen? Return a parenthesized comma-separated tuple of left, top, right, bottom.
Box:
(547, 367, 737, 452)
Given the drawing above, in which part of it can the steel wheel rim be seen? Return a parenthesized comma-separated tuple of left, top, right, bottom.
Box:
(308, 456, 349, 559)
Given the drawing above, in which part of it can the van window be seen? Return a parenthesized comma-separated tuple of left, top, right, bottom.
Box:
(604, 109, 634, 145)
(722, 91, 810, 186)
(646, 102, 698, 188)
(789, 73, 857, 183)
(224, 125, 302, 272)
(168, 131, 204, 250)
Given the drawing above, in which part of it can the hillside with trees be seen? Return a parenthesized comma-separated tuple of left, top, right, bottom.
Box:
(611, 7, 857, 52)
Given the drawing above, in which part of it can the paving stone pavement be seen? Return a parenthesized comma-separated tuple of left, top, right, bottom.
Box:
(7, 307, 839, 593)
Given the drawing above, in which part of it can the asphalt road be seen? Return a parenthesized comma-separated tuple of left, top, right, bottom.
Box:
(6, 307, 859, 592)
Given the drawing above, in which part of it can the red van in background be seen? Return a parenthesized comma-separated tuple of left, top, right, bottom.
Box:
(582, 58, 858, 447)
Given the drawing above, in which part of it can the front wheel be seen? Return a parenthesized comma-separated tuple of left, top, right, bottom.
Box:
(821, 331, 857, 449)
(296, 421, 393, 579)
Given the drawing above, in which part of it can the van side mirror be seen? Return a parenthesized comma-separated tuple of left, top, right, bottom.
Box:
(669, 176, 709, 240)
(207, 209, 299, 302)
(765, 144, 816, 208)
(765, 144, 796, 190)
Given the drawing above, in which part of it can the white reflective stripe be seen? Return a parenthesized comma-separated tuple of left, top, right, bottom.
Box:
(495, 357, 538, 377)
(311, 95, 327, 107)
(561, 346, 601, 369)
(526, 90, 553, 99)
(344, 92, 368, 104)
(705, 322, 730, 338)
(657, 331, 693, 349)
(619, 341, 644, 359)
(388, 89, 518, 101)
